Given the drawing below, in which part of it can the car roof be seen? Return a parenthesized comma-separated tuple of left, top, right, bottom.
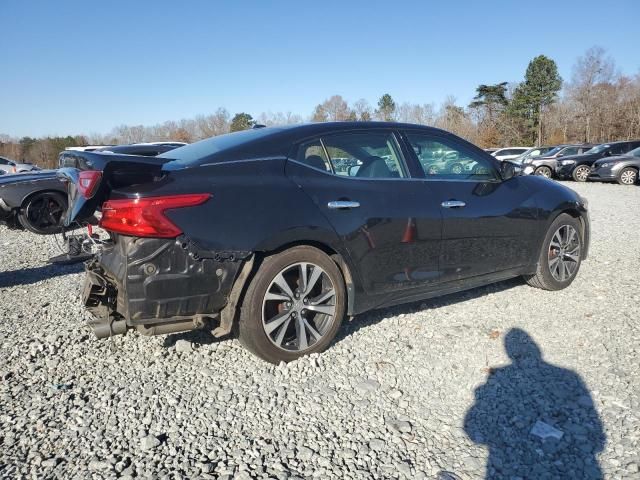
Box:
(161, 122, 472, 167)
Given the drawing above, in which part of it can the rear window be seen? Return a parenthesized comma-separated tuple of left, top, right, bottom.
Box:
(157, 128, 280, 166)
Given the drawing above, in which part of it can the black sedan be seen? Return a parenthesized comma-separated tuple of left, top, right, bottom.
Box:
(556, 140, 640, 182)
(58, 122, 590, 363)
(589, 146, 640, 185)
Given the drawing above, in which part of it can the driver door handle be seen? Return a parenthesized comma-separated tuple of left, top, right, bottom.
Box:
(328, 200, 360, 209)
(441, 200, 466, 208)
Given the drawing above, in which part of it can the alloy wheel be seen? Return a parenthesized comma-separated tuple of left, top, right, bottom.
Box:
(620, 169, 637, 185)
(574, 166, 590, 182)
(26, 194, 64, 229)
(536, 166, 552, 178)
(450, 163, 463, 174)
(548, 225, 581, 282)
(262, 262, 336, 352)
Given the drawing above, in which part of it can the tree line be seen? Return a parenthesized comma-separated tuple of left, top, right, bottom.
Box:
(1, 46, 639, 169)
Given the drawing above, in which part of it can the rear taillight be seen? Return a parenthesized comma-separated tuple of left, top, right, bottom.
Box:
(78, 170, 102, 198)
(99, 194, 211, 238)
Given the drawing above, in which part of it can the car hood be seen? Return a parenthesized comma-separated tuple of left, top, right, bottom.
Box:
(593, 154, 636, 166)
(0, 170, 58, 185)
(557, 153, 598, 162)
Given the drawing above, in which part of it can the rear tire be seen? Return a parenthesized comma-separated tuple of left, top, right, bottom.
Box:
(572, 165, 590, 182)
(617, 167, 638, 185)
(238, 246, 346, 363)
(17, 191, 66, 235)
(524, 214, 583, 291)
(534, 166, 553, 178)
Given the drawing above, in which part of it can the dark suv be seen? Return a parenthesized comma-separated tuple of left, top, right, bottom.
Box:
(556, 141, 640, 182)
(524, 144, 593, 178)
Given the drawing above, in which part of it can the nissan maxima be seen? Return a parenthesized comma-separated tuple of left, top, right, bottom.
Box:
(58, 122, 590, 363)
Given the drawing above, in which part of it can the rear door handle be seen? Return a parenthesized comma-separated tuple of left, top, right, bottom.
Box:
(441, 200, 466, 208)
(328, 200, 360, 209)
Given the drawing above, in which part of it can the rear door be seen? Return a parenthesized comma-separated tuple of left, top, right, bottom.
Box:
(401, 130, 540, 283)
(285, 129, 443, 303)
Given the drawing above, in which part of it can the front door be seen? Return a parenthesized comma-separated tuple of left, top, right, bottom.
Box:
(402, 131, 540, 283)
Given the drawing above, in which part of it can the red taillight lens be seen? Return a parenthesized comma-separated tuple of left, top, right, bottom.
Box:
(78, 170, 102, 198)
(99, 194, 211, 238)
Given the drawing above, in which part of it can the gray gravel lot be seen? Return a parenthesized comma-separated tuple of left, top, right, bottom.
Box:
(1, 181, 639, 479)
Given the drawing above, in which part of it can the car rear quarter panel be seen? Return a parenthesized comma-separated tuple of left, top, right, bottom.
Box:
(0, 175, 66, 208)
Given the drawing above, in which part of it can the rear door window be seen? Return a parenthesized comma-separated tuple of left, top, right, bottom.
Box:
(562, 147, 579, 155)
(296, 140, 332, 172)
(320, 131, 407, 179)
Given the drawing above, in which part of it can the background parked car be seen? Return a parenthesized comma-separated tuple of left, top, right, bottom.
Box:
(512, 146, 555, 164)
(589, 146, 640, 185)
(556, 140, 640, 182)
(523, 144, 593, 178)
(0, 143, 184, 234)
(0, 156, 39, 174)
(0, 170, 67, 234)
(491, 147, 530, 161)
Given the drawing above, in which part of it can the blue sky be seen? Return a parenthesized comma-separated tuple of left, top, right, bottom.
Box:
(1, 0, 638, 137)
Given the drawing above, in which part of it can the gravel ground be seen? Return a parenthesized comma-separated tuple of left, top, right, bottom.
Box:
(1, 181, 639, 480)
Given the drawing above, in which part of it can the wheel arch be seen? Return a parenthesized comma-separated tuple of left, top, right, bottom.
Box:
(255, 239, 357, 316)
(20, 187, 67, 210)
(545, 207, 590, 261)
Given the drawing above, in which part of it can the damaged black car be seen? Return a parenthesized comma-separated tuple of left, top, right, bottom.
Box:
(58, 122, 590, 363)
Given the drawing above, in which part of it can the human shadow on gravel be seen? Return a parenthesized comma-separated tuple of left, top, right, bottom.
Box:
(464, 328, 605, 479)
(0, 263, 83, 288)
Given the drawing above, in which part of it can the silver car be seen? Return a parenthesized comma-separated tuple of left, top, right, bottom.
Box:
(0, 156, 39, 174)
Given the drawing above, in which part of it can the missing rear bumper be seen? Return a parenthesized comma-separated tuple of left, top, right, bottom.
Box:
(82, 235, 250, 338)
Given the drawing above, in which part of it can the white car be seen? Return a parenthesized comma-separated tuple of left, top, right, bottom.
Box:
(491, 147, 530, 162)
(0, 156, 39, 174)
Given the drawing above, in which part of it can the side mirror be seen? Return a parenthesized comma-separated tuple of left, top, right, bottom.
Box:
(500, 160, 521, 180)
(557, 153, 564, 158)
(348, 164, 361, 177)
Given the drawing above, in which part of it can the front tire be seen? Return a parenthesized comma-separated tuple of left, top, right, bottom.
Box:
(617, 167, 638, 185)
(449, 163, 463, 174)
(524, 214, 583, 291)
(238, 246, 346, 363)
(534, 166, 553, 178)
(572, 165, 590, 182)
(17, 191, 67, 235)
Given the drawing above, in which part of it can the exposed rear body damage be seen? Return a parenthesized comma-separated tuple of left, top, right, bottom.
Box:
(83, 234, 249, 338)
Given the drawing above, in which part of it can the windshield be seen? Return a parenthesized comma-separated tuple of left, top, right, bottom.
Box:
(544, 146, 563, 156)
(628, 146, 640, 157)
(157, 128, 280, 165)
(584, 144, 610, 155)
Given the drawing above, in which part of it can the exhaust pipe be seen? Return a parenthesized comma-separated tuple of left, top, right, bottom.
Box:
(89, 314, 207, 339)
(135, 319, 200, 336)
(90, 318, 128, 339)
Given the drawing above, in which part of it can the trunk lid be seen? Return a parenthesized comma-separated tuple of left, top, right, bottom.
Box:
(57, 150, 174, 226)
